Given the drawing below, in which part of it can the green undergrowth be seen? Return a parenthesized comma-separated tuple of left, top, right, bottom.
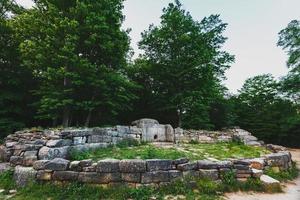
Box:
(0, 170, 283, 200)
(265, 161, 299, 182)
(69, 140, 270, 161)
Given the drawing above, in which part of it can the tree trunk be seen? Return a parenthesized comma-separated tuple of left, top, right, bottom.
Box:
(85, 110, 92, 127)
(177, 108, 182, 128)
(62, 68, 70, 127)
(62, 107, 70, 128)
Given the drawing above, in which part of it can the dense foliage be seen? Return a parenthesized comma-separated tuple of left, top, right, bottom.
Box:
(0, 0, 299, 147)
(129, 1, 234, 129)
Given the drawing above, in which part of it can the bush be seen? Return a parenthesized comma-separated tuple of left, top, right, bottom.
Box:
(116, 138, 141, 148)
(265, 162, 299, 182)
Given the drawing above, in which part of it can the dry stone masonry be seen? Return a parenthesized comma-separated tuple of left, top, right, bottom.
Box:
(0, 118, 294, 187)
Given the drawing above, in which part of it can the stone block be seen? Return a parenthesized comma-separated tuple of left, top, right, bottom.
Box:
(216, 161, 232, 169)
(236, 173, 251, 178)
(146, 159, 173, 171)
(79, 159, 93, 167)
(0, 163, 11, 173)
(23, 156, 37, 166)
(9, 156, 23, 166)
(169, 170, 183, 180)
(36, 170, 52, 181)
(44, 158, 70, 171)
(252, 169, 263, 178)
(88, 135, 112, 143)
(97, 159, 119, 172)
(183, 170, 200, 178)
(260, 175, 280, 191)
(141, 171, 170, 183)
(24, 151, 37, 157)
(121, 173, 141, 183)
(38, 146, 70, 160)
(53, 171, 79, 181)
(33, 160, 49, 170)
(173, 158, 189, 165)
(46, 139, 72, 147)
(78, 172, 121, 184)
(13, 166, 37, 187)
(119, 159, 146, 173)
(234, 164, 250, 170)
(177, 162, 198, 171)
(249, 158, 265, 170)
(69, 161, 82, 171)
(198, 160, 219, 169)
(73, 136, 87, 145)
(199, 169, 219, 180)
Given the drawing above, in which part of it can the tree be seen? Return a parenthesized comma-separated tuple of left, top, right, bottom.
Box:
(235, 74, 299, 145)
(137, 0, 234, 128)
(13, 0, 135, 127)
(0, 0, 35, 137)
(278, 20, 300, 103)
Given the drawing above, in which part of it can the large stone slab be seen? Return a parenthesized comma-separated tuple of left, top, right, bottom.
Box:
(177, 162, 198, 171)
(46, 139, 72, 147)
(38, 146, 70, 160)
(53, 171, 79, 181)
(198, 160, 219, 169)
(121, 173, 141, 183)
(13, 166, 37, 187)
(119, 159, 146, 173)
(36, 170, 52, 181)
(33, 160, 49, 170)
(141, 171, 170, 183)
(44, 158, 70, 171)
(146, 159, 173, 171)
(78, 172, 121, 184)
(199, 169, 219, 180)
(97, 159, 120, 172)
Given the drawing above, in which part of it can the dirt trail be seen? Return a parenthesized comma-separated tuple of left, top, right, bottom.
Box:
(225, 148, 300, 200)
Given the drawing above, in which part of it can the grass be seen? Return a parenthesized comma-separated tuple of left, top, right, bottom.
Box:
(69, 140, 270, 161)
(0, 169, 285, 200)
(265, 161, 299, 182)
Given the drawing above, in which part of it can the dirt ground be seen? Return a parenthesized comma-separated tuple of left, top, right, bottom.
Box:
(225, 148, 300, 200)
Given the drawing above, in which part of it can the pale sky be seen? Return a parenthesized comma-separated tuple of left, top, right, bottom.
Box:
(16, 0, 300, 93)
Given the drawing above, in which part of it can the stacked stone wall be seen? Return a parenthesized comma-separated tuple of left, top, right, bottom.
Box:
(12, 150, 292, 187)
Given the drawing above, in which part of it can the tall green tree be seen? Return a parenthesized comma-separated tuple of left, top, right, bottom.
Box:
(13, 0, 135, 127)
(0, 0, 35, 136)
(278, 20, 300, 103)
(235, 74, 299, 145)
(136, 0, 234, 128)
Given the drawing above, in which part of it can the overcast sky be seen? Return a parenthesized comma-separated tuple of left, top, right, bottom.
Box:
(17, 0, 300, 93)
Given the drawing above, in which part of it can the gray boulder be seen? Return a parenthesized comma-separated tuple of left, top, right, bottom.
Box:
(13, 166, 37, 187)
(38, 146, 70, 160)
(33, 160, 49, 170)
(44, 158, 70, 171)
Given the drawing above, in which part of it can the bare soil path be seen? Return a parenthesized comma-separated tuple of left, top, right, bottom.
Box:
(225, 148, 300, 200)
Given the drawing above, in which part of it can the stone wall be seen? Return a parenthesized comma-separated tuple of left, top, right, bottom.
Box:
(0, 119, 268, 168)
(12, 150, 292, 187)
(0, 118, 294, 187)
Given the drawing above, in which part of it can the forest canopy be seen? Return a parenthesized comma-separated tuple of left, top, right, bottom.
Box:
(0, 0, 299, 147)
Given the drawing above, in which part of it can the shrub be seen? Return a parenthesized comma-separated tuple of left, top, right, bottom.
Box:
(265, 162, 299, 182)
